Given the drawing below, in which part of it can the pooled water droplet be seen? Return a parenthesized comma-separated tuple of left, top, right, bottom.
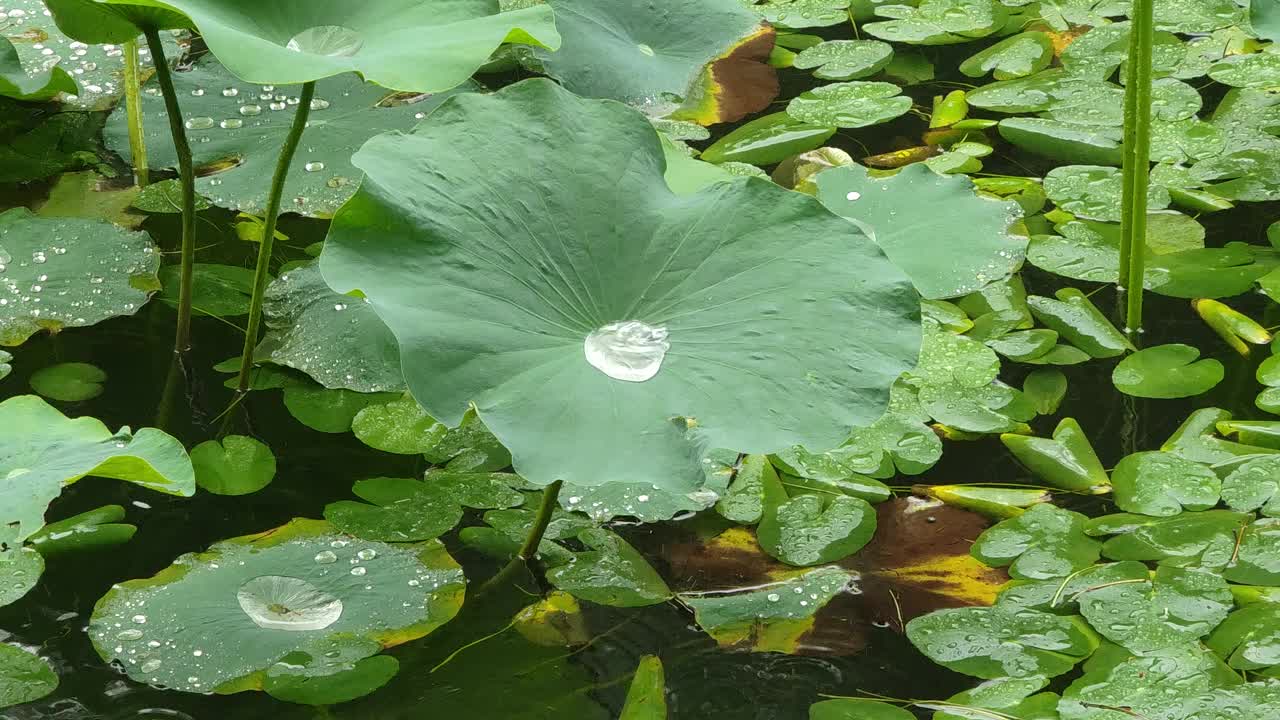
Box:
(184, 117, 215, 130)
(304, 161, 325, 172)
(637, 43, 655, 57)
(239, 104, 262, 116)
(326, 176, 350, 189)
(584, 320, 670, 382)
(140, 659, 161, 673)
(350, 566, 367, 576)
(313, 550, 337, 564)
(190, 88, 205, 97)
(116, 629, 143, 640)
(766, 593, 780, 602)
(222, 87, 239, 97)
(310, 98, 331, 110)
(356, 549, 377, 560)
(846, 191, 861, 201)
(236, 575, 343, 631)
(220, 118, 244, 129)
(131, 614, 147, 624)
(286, 26, 363, 57)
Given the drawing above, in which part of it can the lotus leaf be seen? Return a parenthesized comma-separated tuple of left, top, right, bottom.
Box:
(0, 395, 193, 551)
(89, 518, 465, 694)
(0, 641, 57, 709)
(785, 81, 912, 128)
(538, 0, 776, 122)
(0, 207, 161, 346)
(320, 79, 920, 491)
(0, 547, 42, 607)
(905, 602, 1099, 679)
(971, 503, 1101, 580)
(0, 35, 75, 101)
(1076, 562, 1232, 654)
(560, 455, 733, 523)
(106, 55, 477, 217)
(816, 163, 1026, 299)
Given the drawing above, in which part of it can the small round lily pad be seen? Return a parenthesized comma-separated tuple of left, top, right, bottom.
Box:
(88, 518, 465, 695)
(786, 81, 912, 128)
(1112, 344, 1224, 399)
(29, 362, 106, 402)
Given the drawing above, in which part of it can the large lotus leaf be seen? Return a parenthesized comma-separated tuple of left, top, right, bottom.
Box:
(141, 0, 558, 89)
(1076, 562, 1233, 654)
(320, 79, 921, 490)
(0, 395, 194, 550)
(105, 55, 476, 218)
(0, 547, 43, 607)
(0, 35, 76, 101)
(905, 603, 1099, 679)
(0, 641, 58, 709)
(1058, 644, 1280, 720)
(971, 503, 1101, 580)
(89, 518, 464, 694)
(537, 0, 775, 120)
(1256, 0, 1280, 42)
(816, 163, 1026, 299)
(0, 207, 160, 346)
(863, 0, 1007, 45)
(256, 261, 403, 393)
(1111, 451, 1221, 516)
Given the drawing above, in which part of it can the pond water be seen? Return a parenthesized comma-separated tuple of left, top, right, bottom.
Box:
(5, 2, 1280, 719)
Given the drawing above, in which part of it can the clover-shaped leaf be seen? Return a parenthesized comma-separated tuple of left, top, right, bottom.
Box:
(149, 0, 558, 89)
(89, 519, 464, 694)
(1076, 562, 1233, 654)
(1112, 451, 1221, 516)
(816, 163, 1026, 299)
(1, 395, 193, 551)
(972, 503, 1101, 580)
(0, 208, 160, 346)
(906, 603, 1099, 679)
(786, 81, 912, 128)
(320, 79, 921, 491)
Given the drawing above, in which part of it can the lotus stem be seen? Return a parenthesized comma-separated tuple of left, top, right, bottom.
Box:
(122, 39, 149, 187)
(233, 80, 316, 396)
(142, 27, 195, 356)
(1118, 0, 1154, 333)
(476, 480, 563, 597)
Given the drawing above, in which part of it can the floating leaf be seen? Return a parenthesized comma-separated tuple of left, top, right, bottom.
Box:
(1027, 288, 1132, 359)
(547, 528, 672, 607)
(0, 207, 160, 346)
(1111, 451, 1221, 516)
(0, 350, 10, 380)
(1225, 518, 1280, 586)
(1044, 165, 1169, 222)
(0, 35, 75, 101)
(998, 117, 1123, 165)
(960, 31, 1054, 80)
(0, 395, 193, 549)
(906, 603, 1099, 679)
(26, 504, 134, 556)
(190, 435, 276, 496)
(158, 263, 254, 318)
(1001, 418, 1110, 494)
(324, 474, 523, 542)
(1222, 455, 1280, 517)
(350, 395, 446, 455)
(926, 675, 1057, 720)
(863, 0, 1007, 45)
(809, 699, 915, 719)
(320, 79, 920, 491)
(816, 164, 1026, 299)
(972, 503, 1101, 580)
(89, 519, 464, 694)
(920, 485, 1051, 520)
(0, 641, 58, 709)
(539, 0, 774, 121)
(785, 81, 912, 128)
(264, 654, 398, 706)
(793, 39, 894, 80)
(1113, 344, 1224, 399)
(620, 656, 666, 720)
(0, 547, 42, 607)
(757, 463, 876, 566)
(1206, 603, 1280, 672)
(700, 111, 836, 165)
(1088, 510, 1252, 569)
(106, 55, 477, 217)
(1076, 562, 1233, 654)
(29, 361, 105, 402)
(1024, 368, 1067, 414)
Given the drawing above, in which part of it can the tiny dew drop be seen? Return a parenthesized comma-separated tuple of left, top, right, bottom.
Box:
(304, 161, 325, 172)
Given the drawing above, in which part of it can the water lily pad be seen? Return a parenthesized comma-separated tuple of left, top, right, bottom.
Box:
(158, 263, 254, 318)
(1225, 518, 1280, 586)
(546, 528, 672, 607)
(0, 395, 194, 550)
(561, 453, 733, 523)
(538, 0, 775, 120)
(324, 473, 523, 542)
(1001, 417, 1110, 494)
(1113, 344, 1224, 399)
(926, 676, 1056, 720)
(320, 79, 920, 491)
(746, 0, 851, 28)
(757, 462, 876, 566)
(863, 0, 1007, 45)
(699, 110, 836, 165)
(998, 117, 1123, 165)
(0, 207, 160, 346)
(793, 40, 894, 80)
(1044, 165, 1170, 222)
(906, 602, 1099, 679)
(816, 163, 1026, 299)
(350, 395, 446, 455)
(1222, 455, 1280, 517)
(1089, 510, 1252, 569)
(960, 31, 1053, 80)
(29, 361, 105, 401)
(810, 699, 915, 719)
(190, 435, 276, 496)
(620, 655, 666, 720)
(0, 350, 10, 380)
(150, 0, 557, 90)
(255, 261, 403, 393)
(1111, 451, 1220, 516)
(1027, 288, 1131, 359)
(1206, 603, 1280, 672)
(785, 80, 912, 128)
(105, 55, 477, 218)
(1076, 562, 1233, 654)
(89, 518, 465, 694)
(678, 566, 855, 650)
(0, 641, 57, 709)
(972, 503, 1101, 580)
(0, 35, 75, 101)
(0, 547, 43, 607)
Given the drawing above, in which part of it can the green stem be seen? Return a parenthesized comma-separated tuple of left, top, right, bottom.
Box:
(143, 27, 195, 355)
(233, 81, 316, 396)
(476, 480, 564, 597)
(122, 39, 149, 187)
(1119, 0, 1154, 333)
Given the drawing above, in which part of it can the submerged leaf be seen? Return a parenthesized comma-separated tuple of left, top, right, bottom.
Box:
(320, 79, 921, 491)
(620, 656, 666, 720)
(29, 361, 105, 402)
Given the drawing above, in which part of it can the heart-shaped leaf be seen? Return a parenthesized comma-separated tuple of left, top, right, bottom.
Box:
(863, 0, 1007, 45)
(324, 474, 523, 542)
(786, 81, 912, 128)
(1111, 451, 1221, 516)
(757, 463, 877, 566)
(1225, 518, 1280, 586)
(1076, 562, 1233, 654)
(960, 31, 1053, 80)
(1001, 418, 1110, 493)
(971, 503, 1101, 580)
(793, 39, 894, 80)
(1087, 510, 1252, 569)
(29, 361, 105, 402)
(906, 603, 1099, 679)
(1113, 344, 1225, 399)
(1222, 455, 1280, 517)
(816, 163, 1026, 299)
(546, 528, 672, 607)
(320, 79, 921, 491)
(89, 518, 464, 694)
(190, 435, 276, 496)
(1205, 603, 1280, 672)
